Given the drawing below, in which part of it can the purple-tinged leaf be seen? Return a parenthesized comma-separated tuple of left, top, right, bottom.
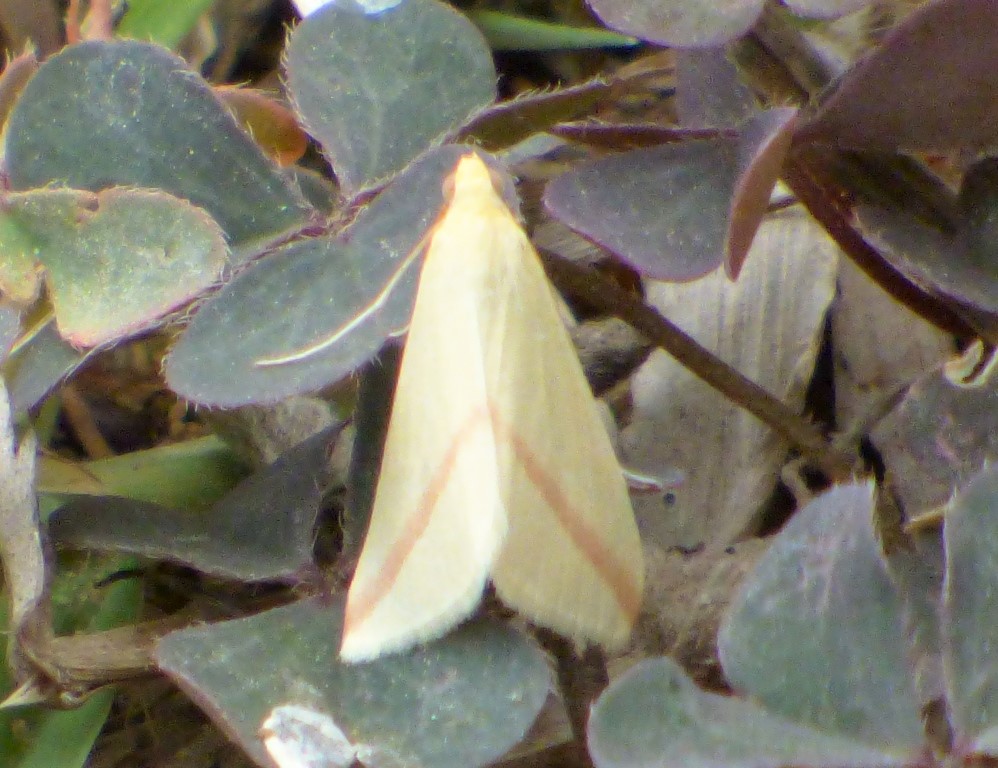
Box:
(856, 206, 998, 315)
(856, 156, 998, 315)
(156, 598, 550, 768)
(797, 0, 998, 152)
(0, 46, 38, 131)
(719, 482, 925, 753)
(544, 108, 796, 281)
(584, 0, 763, 48)
(676, 48, 757, 128)
(726, 108, 797, 276)
(547, 140, 733, 281)
(588, 657, 908, 768)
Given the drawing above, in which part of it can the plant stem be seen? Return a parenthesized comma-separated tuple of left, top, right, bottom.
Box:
(536, 629, 605, 768)
(781, 152, 983, 341)
(540, 250, 855, 480)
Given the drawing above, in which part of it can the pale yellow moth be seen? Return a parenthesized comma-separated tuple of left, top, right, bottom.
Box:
(339, 152, 644, 662)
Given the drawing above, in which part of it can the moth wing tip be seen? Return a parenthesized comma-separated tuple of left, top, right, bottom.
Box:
(338, 641, 376, 664)
(338, 624, 403, 664)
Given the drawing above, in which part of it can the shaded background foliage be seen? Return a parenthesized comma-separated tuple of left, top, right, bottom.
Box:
(0, 1, 995, 768)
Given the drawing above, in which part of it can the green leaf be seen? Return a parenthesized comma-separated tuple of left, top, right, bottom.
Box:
(0, 208, 43, 305)
(584, 0, 762, 47)
(588, 657, 907, 768)
(0, 553, 142, 768)
(6, 40, 311, 256)
(0, 188, 227, 347)
(0, 560, 142, 768)
(166, 145, 469, 407)
(871, 364, 998, 519)
(3, 320, 88, 414)
(0, 690, 114, 768)
(0, 568, 141, 766)
(718, 482, 925, 753)
(0, 306, 19, 359)
(48, 428, 337, 581)
(943, 465, 998, 751)
(116, 0, 216, 49)
(167, 237, 390, 407)
(343, 345, 401, 559)
(783, 0, 875, 18)
(285, 0, 496, 194)
(466, 10, 638, 51)
(38, 436, 248, 511)
(156, 598, 551, 768)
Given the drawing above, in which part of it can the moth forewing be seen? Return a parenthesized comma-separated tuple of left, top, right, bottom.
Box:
(340, 153, 643, 662)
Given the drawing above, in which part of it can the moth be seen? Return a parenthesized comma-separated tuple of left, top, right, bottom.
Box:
(340, 152, 643, 662)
